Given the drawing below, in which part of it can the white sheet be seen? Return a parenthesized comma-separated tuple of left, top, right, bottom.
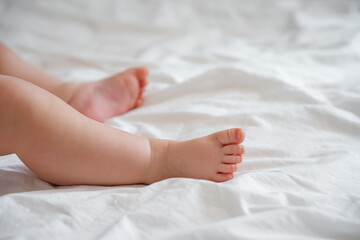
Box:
(1, 0, 360, 239)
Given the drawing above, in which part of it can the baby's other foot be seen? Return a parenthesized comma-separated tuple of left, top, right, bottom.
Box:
(146, 128, 246, 183)
(63, 67, 148, 122)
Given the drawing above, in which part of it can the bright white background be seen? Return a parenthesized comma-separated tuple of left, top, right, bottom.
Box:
(1, 0, 360, 239)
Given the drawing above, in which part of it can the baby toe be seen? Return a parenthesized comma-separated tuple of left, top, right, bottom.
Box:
(134, 98, 143, 107)
(218, 163, 238, 173)
(214, 173, 234, 182)
(223, 155, 242, 164)
(222, 144, 245, 155)
(132, 67, 149, 82)
(216, 128, 245, 145)
(140, 76, 148, 87)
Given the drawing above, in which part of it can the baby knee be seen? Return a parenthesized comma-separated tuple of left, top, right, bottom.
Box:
(0, 76, 33, 113)
(0, 76, 17, 111)
(0, 75, 20, 99)
(0, 42, 12, 58)
(0, 43, 13, 66)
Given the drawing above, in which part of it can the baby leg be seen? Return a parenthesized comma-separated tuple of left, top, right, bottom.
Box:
(0, 43, 148, 122)
(0, 75, 152, 185)
(0, 42, 64, 94)
(0, 75, 245, 185)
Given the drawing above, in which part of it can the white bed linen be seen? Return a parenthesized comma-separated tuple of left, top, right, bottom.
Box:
(0, 0, 360, 239)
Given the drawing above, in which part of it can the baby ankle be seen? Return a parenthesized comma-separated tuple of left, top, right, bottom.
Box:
(144, 139, 170, 184)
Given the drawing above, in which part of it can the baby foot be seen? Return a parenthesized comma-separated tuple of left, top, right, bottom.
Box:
(146, 128, 246, 183)
(60, 67, 148, 122)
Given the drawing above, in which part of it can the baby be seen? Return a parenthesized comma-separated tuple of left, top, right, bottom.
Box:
(0, 43, 245, 185)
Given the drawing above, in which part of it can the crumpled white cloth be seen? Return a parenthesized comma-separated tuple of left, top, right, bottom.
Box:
(0, 0, 360, 239)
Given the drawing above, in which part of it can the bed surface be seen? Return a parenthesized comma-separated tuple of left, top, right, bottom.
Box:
(1, 0, 360, 239)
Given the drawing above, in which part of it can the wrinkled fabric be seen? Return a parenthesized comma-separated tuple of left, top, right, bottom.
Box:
(0, 0, 360, 239)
